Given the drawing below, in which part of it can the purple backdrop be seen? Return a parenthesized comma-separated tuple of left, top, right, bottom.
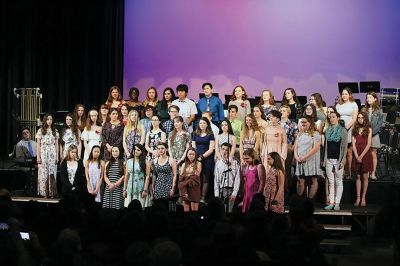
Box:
(124, 0, 400, 105)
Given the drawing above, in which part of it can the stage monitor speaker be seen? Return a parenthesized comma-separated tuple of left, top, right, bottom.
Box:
(360, 81, 380, 93)
(338, 82, 359, 94)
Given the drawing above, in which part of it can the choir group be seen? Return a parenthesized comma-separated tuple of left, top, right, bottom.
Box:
(34, 83, 384, 213)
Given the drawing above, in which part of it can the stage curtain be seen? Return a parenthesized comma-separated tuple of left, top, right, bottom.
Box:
(1, 0, 124, 156)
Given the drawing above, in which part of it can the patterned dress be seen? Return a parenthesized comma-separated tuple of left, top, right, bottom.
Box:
(264, 167, 284, 214)
(261, 104, 277, 120)
(153, 157, 173, 200)
(62, 128, 79, 159)
(102, 122, 124, 161)
(169, 131, 191, 162)
(125, 159, 151, 208)
(87, 161, 102, 203)
(216, 133, 235, 151)
(36, 129, 59, 197)
(147, 130, 163, 160)
(102, 161, 124, 209)
(125, 130, 142, 157)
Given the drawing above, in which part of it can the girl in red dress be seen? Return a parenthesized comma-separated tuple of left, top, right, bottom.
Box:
(352, 112, 372, 207)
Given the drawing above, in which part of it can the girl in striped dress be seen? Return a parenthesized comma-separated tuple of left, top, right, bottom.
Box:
(103, 146, 125, 209)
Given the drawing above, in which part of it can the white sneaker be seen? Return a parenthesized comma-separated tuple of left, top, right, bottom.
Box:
(370, 175, 377, 180)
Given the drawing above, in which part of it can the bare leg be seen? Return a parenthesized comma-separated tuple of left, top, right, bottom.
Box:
(325, 178, 329, 204)
(297, 177, 305, 196)
(183, 201, 190, 212)
(191, 202, 199, 211)
(347, 147, 353, 178)
(361, 173, 369, 206)
(354, 174, 361, 206)
(308, 176, 318, 199)
(371, 148, 377, 178)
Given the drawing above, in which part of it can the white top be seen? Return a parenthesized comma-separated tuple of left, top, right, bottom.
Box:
(214, 157, 240, 197)
(81, 128, 102, 162)
(172, 98, 198, 133)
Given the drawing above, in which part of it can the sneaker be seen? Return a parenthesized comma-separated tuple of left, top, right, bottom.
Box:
(370, 175, 377, 180)
(334, 205, 340, 211)
(324, 204, 334, 210)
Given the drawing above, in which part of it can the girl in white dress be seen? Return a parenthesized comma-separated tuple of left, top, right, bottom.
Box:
(81, 109, 102, 163)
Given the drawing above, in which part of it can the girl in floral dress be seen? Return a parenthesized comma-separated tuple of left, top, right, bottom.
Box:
(264, 152, 285, 214)
(36, 113, 59, 197)
(123, 144, 151, 208)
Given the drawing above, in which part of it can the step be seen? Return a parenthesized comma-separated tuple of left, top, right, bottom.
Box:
(320, 238, 351, 246)
(322, 224, 352, 231)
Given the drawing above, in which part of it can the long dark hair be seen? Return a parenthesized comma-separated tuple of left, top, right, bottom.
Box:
(41, 113, 57, 136)
(352, 112, 371, 137)
(106, 146, 124, 174)
(281, 88, 299, 105)
(131, 144, 146, 173)
(73, 104, 86, 129)
(218, 118, 234, 135)
(195, 117, 213, 136)
(183, 147, 200, 174)
(88, 145, 102, 169)
(62, 113, 80, 143)
(170, 116, 186, 147)
(303, 104, 317, 122)
(106, 85, 122, 104)
(268, 152, 285, 173)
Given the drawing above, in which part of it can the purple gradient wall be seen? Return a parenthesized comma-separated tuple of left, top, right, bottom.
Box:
(124, 0, 400, 105)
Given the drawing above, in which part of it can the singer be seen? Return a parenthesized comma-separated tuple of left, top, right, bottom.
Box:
(214, 142, 240, 213)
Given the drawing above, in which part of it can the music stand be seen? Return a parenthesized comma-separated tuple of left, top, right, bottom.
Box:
(360, 81, 380, 93)
(297, 96, 307, 106)
(338, 82, 359, 94)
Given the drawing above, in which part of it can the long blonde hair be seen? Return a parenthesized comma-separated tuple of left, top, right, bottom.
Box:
(241, 114, 260, 139)
(124, 110, 143, 135)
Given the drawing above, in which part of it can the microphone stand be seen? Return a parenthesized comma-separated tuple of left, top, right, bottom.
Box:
(130, 126, 137, 205)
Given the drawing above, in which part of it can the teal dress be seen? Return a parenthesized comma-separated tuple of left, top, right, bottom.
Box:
(124, 159, 151, 208)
